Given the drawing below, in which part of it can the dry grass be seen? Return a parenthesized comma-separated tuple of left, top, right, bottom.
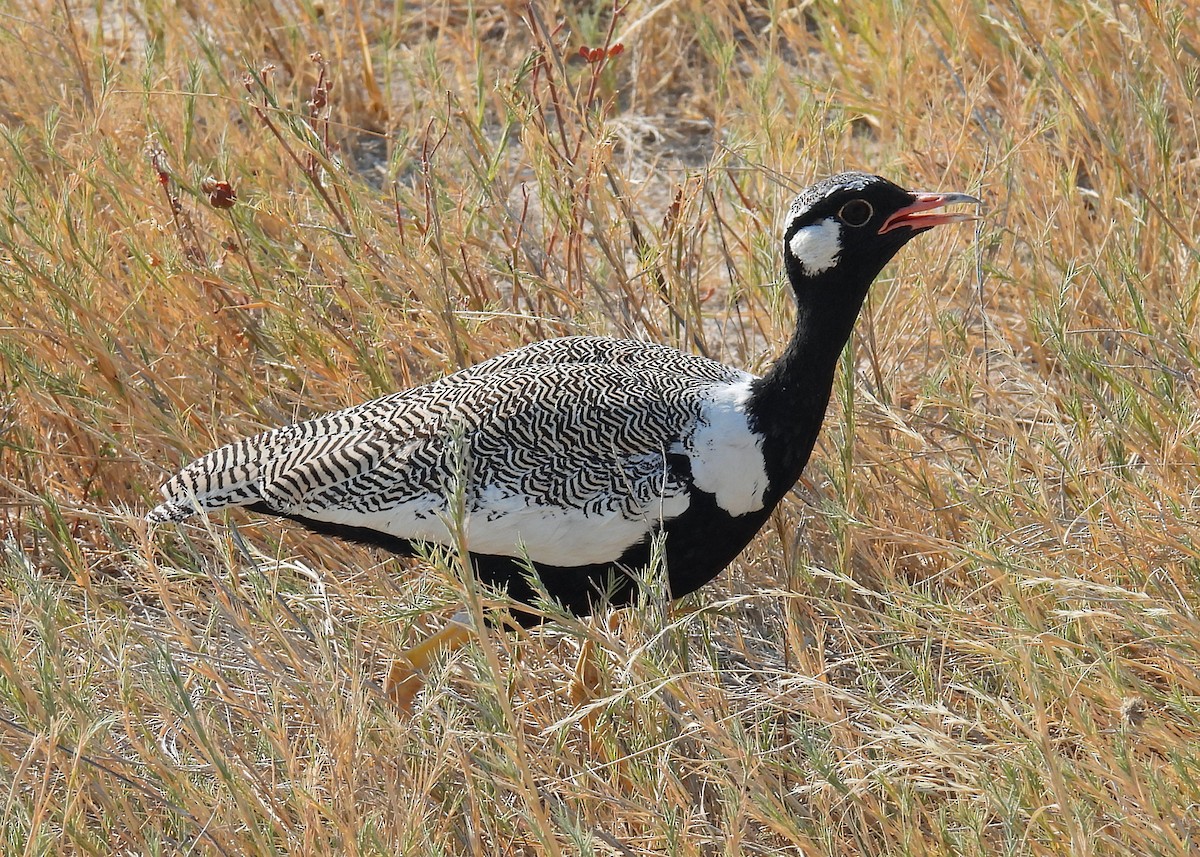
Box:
(1, 0, 1198, 853)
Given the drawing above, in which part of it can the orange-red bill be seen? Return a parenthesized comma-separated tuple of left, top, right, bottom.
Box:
(879, 191, 982, 234)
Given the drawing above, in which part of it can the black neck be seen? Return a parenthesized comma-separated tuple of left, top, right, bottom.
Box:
(746, 269, 876, 501)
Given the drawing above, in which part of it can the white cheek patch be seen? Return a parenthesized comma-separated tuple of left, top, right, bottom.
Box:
(787, 217, 843, 276)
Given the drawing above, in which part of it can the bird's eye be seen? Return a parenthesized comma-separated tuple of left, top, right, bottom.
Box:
(838, 199, 874, 227)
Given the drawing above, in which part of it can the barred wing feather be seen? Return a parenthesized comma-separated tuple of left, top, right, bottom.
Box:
(149, 339, 762, 567)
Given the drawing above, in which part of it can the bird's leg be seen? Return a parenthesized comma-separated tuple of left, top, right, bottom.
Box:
(569, 610, 628, 771)
(569, 635, 603, 713)
(386, 610, 474, 713)
(569, 609, 622, 710)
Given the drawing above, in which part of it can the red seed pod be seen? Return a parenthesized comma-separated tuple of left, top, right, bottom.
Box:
(200, 177, 237, 209)
(579, 45, 591, 60)
(608, 43, 624, 58)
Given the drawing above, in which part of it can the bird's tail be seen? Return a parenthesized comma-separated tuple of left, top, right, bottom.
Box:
(147, 402, 402, 524)
(147, 432, 281, 523)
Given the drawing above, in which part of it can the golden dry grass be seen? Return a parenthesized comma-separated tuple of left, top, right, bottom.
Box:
(1, 0, 1199, 854)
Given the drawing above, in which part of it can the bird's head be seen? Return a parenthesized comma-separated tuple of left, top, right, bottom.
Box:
(781, 172, 980, 304)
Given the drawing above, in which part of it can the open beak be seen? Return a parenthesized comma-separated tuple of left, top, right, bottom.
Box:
(879, 191, 982, 234)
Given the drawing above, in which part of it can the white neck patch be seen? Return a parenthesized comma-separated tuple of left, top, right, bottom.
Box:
(682, 379, 768, 517)
(787, 217, 843, 276)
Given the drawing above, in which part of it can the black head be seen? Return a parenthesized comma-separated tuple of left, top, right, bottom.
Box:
(749, 173, 979, 488)
(781, 172, 979, 299)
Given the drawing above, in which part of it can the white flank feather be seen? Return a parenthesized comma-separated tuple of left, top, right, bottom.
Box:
(293, 478, 690, 567)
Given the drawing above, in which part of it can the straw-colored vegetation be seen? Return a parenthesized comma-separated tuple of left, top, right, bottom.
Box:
(2, 0, 1198, 853)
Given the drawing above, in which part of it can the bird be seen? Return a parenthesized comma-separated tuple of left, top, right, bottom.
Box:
(147, 172, 979, 708)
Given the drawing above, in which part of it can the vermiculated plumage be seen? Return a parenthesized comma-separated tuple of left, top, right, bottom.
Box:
(149, 173, 978, 622)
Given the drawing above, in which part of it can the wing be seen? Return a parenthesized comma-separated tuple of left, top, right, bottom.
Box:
(445, 336, 747, 386)
(149, 339, 766, 567)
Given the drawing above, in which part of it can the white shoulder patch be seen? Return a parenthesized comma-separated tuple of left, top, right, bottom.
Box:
(787, 217, 842, 276)
(682, 380, 768, 516)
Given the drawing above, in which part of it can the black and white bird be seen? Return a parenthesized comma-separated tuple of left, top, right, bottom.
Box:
(148, 172, 978, 702)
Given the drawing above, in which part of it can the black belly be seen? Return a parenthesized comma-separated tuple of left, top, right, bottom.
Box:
(247, 490, 777, 625)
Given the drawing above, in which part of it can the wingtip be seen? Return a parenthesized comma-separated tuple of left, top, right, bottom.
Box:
(146, 500, 193, 524)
